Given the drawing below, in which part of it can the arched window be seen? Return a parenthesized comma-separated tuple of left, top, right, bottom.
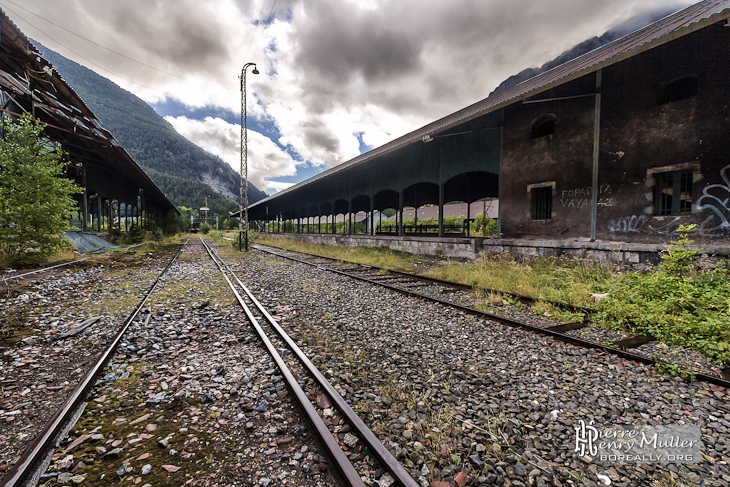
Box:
(530, 114, 558, 139)
(659, 75, 698, 105)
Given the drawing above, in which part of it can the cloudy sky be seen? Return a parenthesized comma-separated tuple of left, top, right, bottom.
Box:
(4, 0, 697, 194)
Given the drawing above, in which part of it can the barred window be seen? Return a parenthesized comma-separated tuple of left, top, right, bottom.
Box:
(531, 186, 552, 220)
(654, 170, 692, 215)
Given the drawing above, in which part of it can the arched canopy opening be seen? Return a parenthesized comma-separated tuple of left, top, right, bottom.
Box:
(444, 172, 499, 204)
(373, 190, 398, 212)
(351, 194, 370, 214)
(333, 199, 349, 215)
(319, 202, 332, 216)
(403, 182, 438, 209)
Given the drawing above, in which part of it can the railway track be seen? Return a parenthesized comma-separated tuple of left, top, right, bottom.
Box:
(3, 237, 728, 486)
(2, 238, 416, 487)
(200, 237, 417, 486)
(256, 243, 596, 319)
(253, 243, 730, 387)
(0, 240, 186, 487)
(1, 243, 149, 288)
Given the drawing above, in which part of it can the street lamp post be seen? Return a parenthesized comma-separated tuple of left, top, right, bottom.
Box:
(239, 62, 259, 251)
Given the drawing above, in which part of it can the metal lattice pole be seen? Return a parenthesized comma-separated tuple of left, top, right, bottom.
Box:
(239, 63, 258, 251)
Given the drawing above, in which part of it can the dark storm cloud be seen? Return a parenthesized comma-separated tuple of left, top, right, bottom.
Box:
(86, 0, 235, 75)
(6, 0, 700, 178)
(303, 126, 341, 157)
(294, 2, 420, 85)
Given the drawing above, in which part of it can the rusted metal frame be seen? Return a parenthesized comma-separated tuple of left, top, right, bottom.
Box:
(258, 246, 730, 389)
(0, 240, 188, 487)
(199, 239, 366, 487)
(546, 322, 587, 332)
(612, 335, 656, 350)
(256, 244, 596, 316)
(208, 247, 418, 487)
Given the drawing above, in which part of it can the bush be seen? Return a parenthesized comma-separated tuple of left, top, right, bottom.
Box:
(127, 223, 144, 244)
(151, 227, 164, 242)
(161, 210, 189, 235)
(470, 212, 498, 236)
(0, 116, 82, 260)
(200, 222, 212, 235)
(596, 225, 730, 365)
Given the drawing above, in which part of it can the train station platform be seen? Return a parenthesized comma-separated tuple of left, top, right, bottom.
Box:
(262, 232, 730, 266)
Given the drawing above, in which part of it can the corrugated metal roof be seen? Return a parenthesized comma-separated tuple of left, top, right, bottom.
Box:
(251, 0, 730, 209)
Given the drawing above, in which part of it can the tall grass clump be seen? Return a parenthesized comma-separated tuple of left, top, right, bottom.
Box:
(426, 253, 611, 308)
(256, 235, 423, 271)
(595, 224, 730, 365)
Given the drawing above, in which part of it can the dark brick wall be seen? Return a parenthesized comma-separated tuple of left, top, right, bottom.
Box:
(500, 22, 730, 244)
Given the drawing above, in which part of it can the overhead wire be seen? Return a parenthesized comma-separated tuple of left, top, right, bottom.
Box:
(243, 0, 270, 63)
(0, 3, 170, 95)
(0, 1, 243, 94)
(250, 0, 278, 63)
(0, 0, 189, 81)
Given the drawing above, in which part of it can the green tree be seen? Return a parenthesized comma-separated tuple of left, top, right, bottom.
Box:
(0, 116, 81, 262)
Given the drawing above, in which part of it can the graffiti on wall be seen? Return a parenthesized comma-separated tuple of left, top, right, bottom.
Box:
(608, 164, 730, 237)
(695, 164, 730, 233)
(560, 184, 616, 210)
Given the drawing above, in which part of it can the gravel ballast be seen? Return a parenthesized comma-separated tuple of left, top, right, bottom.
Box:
(235, 246, 730, 487)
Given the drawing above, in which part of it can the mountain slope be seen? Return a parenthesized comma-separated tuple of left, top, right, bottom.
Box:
(33, 42, 267, 217)
(491, 5, 683, 95)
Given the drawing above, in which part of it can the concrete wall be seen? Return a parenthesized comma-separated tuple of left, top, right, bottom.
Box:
(262, 233, 730, 265)
(597, 23, 730, 244)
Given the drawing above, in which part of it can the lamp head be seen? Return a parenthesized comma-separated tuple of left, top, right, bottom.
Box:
(252, 67, 260, 75)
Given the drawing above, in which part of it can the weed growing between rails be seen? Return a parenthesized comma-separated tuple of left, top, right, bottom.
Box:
(596, 224, 730, 366)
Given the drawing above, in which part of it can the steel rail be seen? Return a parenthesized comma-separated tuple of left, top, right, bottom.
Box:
(2, 242, 148, 283)
(0, 239, 188, 487)
(198, 238, 367, 487)
(254, 243, 596, 316)
(201, 239, 418, 487)
(255, 245, 730, 389)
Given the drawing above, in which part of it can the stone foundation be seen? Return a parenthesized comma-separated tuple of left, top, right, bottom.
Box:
(261, 232, 730, 265)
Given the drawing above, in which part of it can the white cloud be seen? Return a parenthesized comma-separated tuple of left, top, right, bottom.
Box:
(10, 0, 700, 188)
(265, 181, 296, 193)
(164, 115, 298, 193)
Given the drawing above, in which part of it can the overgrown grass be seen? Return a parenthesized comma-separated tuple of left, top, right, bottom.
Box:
(257, 235, 425, 272)
(257, 234, 730, 366)
(427, 253, 611, 307)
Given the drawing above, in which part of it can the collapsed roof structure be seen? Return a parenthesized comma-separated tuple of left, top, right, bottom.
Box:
(0, 8, 177, 235)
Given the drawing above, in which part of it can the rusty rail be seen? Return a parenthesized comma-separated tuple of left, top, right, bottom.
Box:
(200, 238, 417, 487)
(255, 244, 730, 389)
(255, 243, 596, 317)
(0, 240, 187, 487)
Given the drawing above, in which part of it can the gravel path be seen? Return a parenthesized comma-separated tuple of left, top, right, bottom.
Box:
(233, 246, 730, 487)
(37, 241, 338, 487)
(0, 247, 176, 472)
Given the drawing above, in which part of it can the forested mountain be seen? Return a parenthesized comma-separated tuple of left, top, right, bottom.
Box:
(33, 42, 267, 217)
